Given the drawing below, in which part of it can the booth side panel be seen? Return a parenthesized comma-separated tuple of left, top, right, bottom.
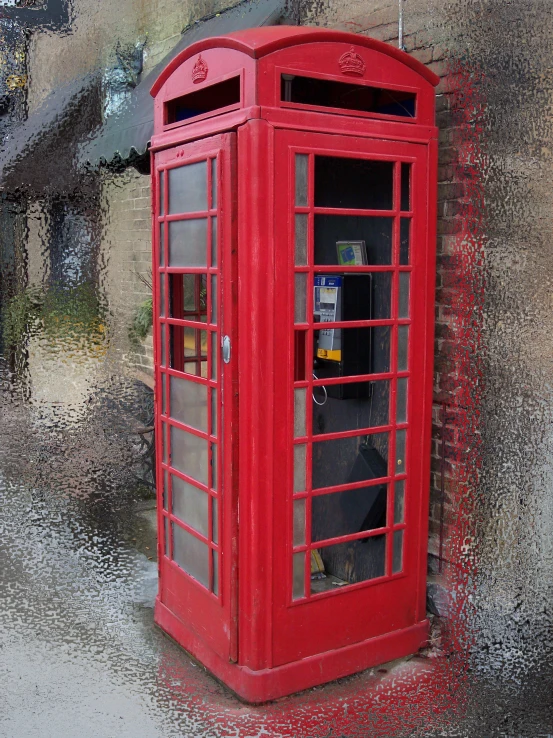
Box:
(237, 119, 277, 671)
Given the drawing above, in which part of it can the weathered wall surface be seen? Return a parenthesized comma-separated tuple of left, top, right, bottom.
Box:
(1, 0, 552, 733)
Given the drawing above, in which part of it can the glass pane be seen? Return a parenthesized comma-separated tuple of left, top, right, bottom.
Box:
(373, 326, 391, 374)
(161, 373, 166, 415)
(311, 534, 385, 593)
(172, 474, 208, 537)
(159, 273, 165, 317)
(185, 327, 207, 358)
(313, 273, 391, 323)
(295, 213, 308, 266)
(293, 444, 306, 493)
(315, 157, 394, 210)
(162, 422, 168, 463)
(211, 216, 217, 267)
(312, 433, 388, 491)
(173, 523, 209, 588)
(400, 219, 410, 265)
(314, 326, 375, 377)
(295, 272, 307, 323)
(169, 375, 207, 432)
(211, 157, 217, 209)
(169, 218, 207, 267)
(393, 529, 404, 574)
(212, 550, 219, 595)
(313, 380, 390, 435)
(159, 170, 165, 215)
(168, 161, 207, 214)
(212, 496, 218, 544)
(293, 498, 306, 547)
(164, 516, 170, 557)
(399, 272, 410, 319)
(211, 443, 217, 491)
(159, 222, 165, 266)
(292, 551, 305, 600)
(170, 274, 207, 318)
(396, 377, 408, 424)
(170, 425, 208, 486)
(394, 480, 405, 524)
(314, 215, 393, 265)
(398, 325, 409, 371)
(312, 483, 387, 542)
(211, 331, 217, 380)
(401, 163, 411, 211)
(295, 153, 308, 207)
(211, 275, 217, 324)
(211, 388, 217, 437)
(161, 325, 166, 366)
(294, 387, 306, 437)
(395, 429, 406, 473)
(163, 470, 168, 510)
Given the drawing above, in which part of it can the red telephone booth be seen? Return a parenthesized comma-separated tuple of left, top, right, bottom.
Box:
(150, 27, 439, 702)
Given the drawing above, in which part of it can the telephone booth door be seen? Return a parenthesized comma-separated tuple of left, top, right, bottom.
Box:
(154, 133, 238, 662)
(272, 129, 433, 666)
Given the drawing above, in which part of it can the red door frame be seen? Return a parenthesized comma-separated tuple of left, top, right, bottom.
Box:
(152, 133, 239, 663)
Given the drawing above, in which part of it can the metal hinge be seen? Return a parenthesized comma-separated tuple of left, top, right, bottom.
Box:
(222, 335, 231, 364)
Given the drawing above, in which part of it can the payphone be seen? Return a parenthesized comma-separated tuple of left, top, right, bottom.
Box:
(151, 26, 438, 702)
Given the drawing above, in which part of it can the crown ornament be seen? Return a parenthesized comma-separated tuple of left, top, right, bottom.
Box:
(338, 47, 366, 77)
(192, 54, 208, 84)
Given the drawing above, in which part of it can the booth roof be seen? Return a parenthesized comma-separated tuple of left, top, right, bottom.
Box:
(77, 0, 288, 170)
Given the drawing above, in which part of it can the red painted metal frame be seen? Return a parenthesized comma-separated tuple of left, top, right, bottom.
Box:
(150, 27, 438, 702)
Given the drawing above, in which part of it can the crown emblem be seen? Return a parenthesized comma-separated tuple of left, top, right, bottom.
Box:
(338, 47, 366, 77)
(192, 54, 208, 84)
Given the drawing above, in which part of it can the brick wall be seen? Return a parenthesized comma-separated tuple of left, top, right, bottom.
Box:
(100, 168, 154, 381)
(305, 0, 478, 571)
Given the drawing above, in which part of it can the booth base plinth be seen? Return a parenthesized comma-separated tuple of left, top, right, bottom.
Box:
(155, 598, 429, 703)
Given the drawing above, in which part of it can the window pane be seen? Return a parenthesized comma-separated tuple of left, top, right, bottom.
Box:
(295, 214, 308, 265)
(211, 157, 217, 209)
(292, 552, 305, 600)
(392, 529, 404, 574)
(295, 272, 307, 323)
(172, 474, 208, 537)
(294, 387, 306, 437)
(310, 535, 385, 593)
(293, 498, 306, 547)
(400, 219, 410, 265)
(313, 379, 390, 435)
(210, 275, 217, 324)
(168, 161, 207, 214)
(312, 483, 387, 542)
(294, 444, 306, 493)
(212, 550, 219, 595)
(212, 496, 218, 544)
(315, 157, 393, 210)
(159, 222, 165, 266)
(400, 163, 411, 211)
(159, 170, 165, 215)
(211, 216, 217, 268)
(173, 523, 209, 588)
(170, 273, 207, 318)
(314, 215, 393, 265)
(169, 375, 208, 432)
(314, 273, 389, 324)
(395, 429, 406, 473)
(170, 426, 208, 486)
(399, 272, 410, 318)
(312, 433, 388, 491)
(396, 377, 408, 424)
(169, 218, 207, 267)
(398, 325, 409, 371)
(295, 154, 308, 207)
(394, 480, 405, 524)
